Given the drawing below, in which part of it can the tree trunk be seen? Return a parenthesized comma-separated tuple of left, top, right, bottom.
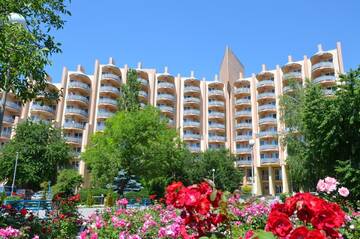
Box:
(0, 70, 9, 134)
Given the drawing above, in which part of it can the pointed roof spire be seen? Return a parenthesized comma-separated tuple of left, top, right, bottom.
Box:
(219, 46, 245, 84)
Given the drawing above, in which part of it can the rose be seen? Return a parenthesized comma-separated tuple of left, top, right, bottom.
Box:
(265, 211, 293, 237)
(338, 187, 349, 197)
(316, 179, 328, 192)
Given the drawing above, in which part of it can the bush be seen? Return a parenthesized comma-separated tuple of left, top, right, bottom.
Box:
(124, 188, 149, 200)
(241, 185, 252, 195)
(105, 190, 115, 207)
(79, 188, 107, 204)
(86, 192, 94, 207)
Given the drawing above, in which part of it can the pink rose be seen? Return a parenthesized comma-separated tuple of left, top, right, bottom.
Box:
(316, 179, 328, 192)
(338, 187, 349, 197)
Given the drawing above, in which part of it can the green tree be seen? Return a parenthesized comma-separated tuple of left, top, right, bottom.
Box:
(83, 106, 191, 189)
(0, 120, 71, 190)
(187, 148, 242, 192)
(117, 69, 141, 112)
(52, 169, 83, 197)
(0, 0, 71, 131)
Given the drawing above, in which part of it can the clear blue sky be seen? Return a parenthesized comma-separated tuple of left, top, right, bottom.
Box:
(47, 0, 360, 83)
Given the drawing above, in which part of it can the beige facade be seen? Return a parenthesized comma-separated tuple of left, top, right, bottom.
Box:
(0, 42, 344, 195)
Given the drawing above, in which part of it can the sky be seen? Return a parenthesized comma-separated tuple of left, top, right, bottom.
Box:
(47, 0, 360, 83)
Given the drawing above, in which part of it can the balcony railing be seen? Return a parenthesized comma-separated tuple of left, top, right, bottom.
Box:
(97, 124, 105, 131)
(68, 81, 90, 91)
(235, 135, 252, 141)
(139, 91, 148, 98)
(311, 62, 334, 71)
(3, 116, 14, 124)
(100, 86, 120, 94)
(102, 73, 121, 82)
(183, 134, 201, 140)
(0, 130, 11, 138)
(208, 101, 225, 107)
(6, 102, 21, 111)
(259, 117, 277, 125)
(157, 93, 175, 101)
(283, 86, 294, 93)
(261, 158, 279, 164)
(209, 123, 225, 129)
(313, 75, 336, 84)
(99, 98, 117, 106)
(322, 89, 335, 95)
(63, 122, 85, 130)
(208, 136, 226, 142)
(184, 86, 200, 93)
(235, 99, 251, 105)
(234, 88, 250, 94)
(159, 105, 175, 113)
(158, 82, 175, 89)
(257, 92, 275, 100)
(65, 136, 82, 144)
(138, 78, 148, 86)
(283, 72, 302, 79)
(66, 108, 88, 117)
(184, 109, 200, 115)
(32, 104, 55, 114)
(257, 80, 274, 88)
(235, 110, 251, 117)
(259, 131, 278, 137)
(97, 111, 114, 118)
(258, 104, 276, 112)
(183, 121, 200, 127)
(208, 90, 224, 96)
(188, 146, 201, 152)
(184, 97, 201, 104)
(235, 123, 252, 129)
(236, 148, 251, 153)
(260, 144, 279, 151)
(208, 112, 225, 118)
(236, 160, 252, 166)
(67, 94, 89, 104)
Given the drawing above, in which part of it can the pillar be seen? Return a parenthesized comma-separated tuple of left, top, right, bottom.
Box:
(255, 167, 262, 195)
(268, 166, 275, 196)
(281, 165, 289, 193)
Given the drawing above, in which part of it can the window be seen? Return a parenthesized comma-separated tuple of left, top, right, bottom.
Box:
(275, 169, 282, 181)
(261, 169, 269, 180)
(275, 185, 283, 194)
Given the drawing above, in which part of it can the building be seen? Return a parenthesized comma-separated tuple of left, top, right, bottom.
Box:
(0, 42, 344, 195)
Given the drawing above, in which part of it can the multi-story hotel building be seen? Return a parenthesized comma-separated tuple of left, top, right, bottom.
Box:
(0, 42, 344, 195)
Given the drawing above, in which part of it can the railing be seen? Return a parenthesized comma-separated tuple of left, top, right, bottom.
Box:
(283, 86, 293, 93)
(68, 81, 90, 91)
(99, 98, 117, 106)
(235, 99, 251, 105)
(6, 101, 21, 110)
(259, 117, 277, 124)
(97, 124, 105, 131)
(236, 148, 251, 153)
(3, 116, 14, 124)
(3, 200, 52, 211)
(208, 112, 225, 118)
(235, 135, 252, 141)
(65, 136, 82, 144)
(209, 123, 225, 129)
(138, 78, 148, 86)
(257, 80, 274, 88)
(313, 75, 336, 84)
(67, 94, 89, 103)
(258, 104, 276, 112)
(63, 122, 85, 130)
(184, 86, 201, 92)
(260, 144, 279, 150)
(159, 105, 175, 113)
(208, 90, 224, 96)
(0, 131, 11, 138)
(157, 94, 175, 101)
(183, 121, 201, 127)
(235, 111, 252, 117)
(32, 104, 55, 114)
(322, 89, 335, 95)
(184, 109, 200, 115)
(235, 123, 252, 129)
(184, 97, 201, 104)
(236, 160, 252, 166)
(257, 92, 275, 100)
(261, 158, 279, 164)
(100, 86, 120, 94)
(158, 82, 175, 89)
(183, 134, 201, 140)
(311, 62, 334, 71)
(102, 73, 121, 82)
(188, 146, 201, 152)
(234, 88, 250, 94)
(259, 131, 278, 137)
(139, 91, 148, 98)
(208, 136, 226, 141)
(97, 111, 114, 118)
(66, 108, 88, 117)
(283, 72, 302, 79)
(208, 101, 225, 107)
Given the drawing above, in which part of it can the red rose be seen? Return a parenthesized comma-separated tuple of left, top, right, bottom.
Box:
(306, 229, 326, 239)
(149, 194, 156, 200)
(196, 197, 211, 215)
(266, 211, 293, 237)
(289, 226, 309, 239)
(20, 208, 27, 216)
(311, 208, 339, 230)
(184, 188, 201, 208)
(198, 182, 212, 196)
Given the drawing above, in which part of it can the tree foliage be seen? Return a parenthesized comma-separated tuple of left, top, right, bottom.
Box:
(83, 106, 191, 189)
(186, 149, 242, 192)
(52, 169, 83, 197)
(0, 120, 71, 190)
(117, 69, 141, 112)
(280, 67, 360, 203)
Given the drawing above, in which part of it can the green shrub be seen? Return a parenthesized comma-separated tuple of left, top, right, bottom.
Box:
(124, 188, 149, 200)
(86, 191, 95, 207)
(79, 188, 107, 204)
(241, 185, 252, 195)
(5, 196, 22, 201)
(279, 192, 290, 202)
(105, 190, 115, 207)
(0, 191, 6, 205)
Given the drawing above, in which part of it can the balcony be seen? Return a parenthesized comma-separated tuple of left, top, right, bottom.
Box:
(208, 135, 226, 142)
(311, 62, 334, 71)
(31, 104, 55, 115)
(139, 91, 148, 98)
(208, 123, 225, 130)
(3, 116, 14, 124)
(184, 109, 200, 116)
(0, 130, 11, 139)
(99, 98, 117, 106)
(208, 90, 224, 96)
(65, 136, 82, 144)
(97, 124, 105, 131)
(259, 131, 278, 138)
(261, 158, 280, 164)
(257, 92, 275, 100)
(184, 97, 201, 104)
(188, 146, 201, 153)
(236, 148, 251, 154)
(208, 101, 225, 107)
(5, 102, 21, 111)
(235, 123, 252, 129)
(67, 94, 89, 104)
(234, 88, 250, 95)
(235, 135, 252, 141)
(208, 111, 225, 118)
(63, 122, 85, 130)
(159, 105, 175, 114)
(138, 78, 148, 86)
(183, 133, 201, 140)
(235, 99, 251, 105)
(157, 93, 176, 101)
(68, 81, 90, 92)
(257, 80, 274, 88)
(101, 73, 121, 83)
(283, 72, 302, 80)
(259, 117, 277, 125)
(100, 86, 120, 94)
(184, 86, 201, 93)
(313, 75, 336, 84)
(258, 104, 276, 112)
(260, 144, 279, 151)
(183, 121, 200, 127)
(235, 110, 251, 117)
(97, 110, 114, 118)
(236, 160, 252, 166)
(66, 108, 88, 117)
(158, 82, 175, 89)
(322, 89, 335, 95)
(283, 86, 294, 94)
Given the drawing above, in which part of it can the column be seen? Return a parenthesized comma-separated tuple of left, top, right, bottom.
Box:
(281, 165, 289, 193)
(268, 166, 275, 196)
(255, 167, 262, 195)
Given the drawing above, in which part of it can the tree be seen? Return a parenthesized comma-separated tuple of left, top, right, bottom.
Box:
(52, 169, 83, 196)
(0, 0, 71, 131)
(186, 148, 242, 192)
(0, 120, 71, 190)
(83, 106, 191, 190)
(117, 69, 141, 112)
